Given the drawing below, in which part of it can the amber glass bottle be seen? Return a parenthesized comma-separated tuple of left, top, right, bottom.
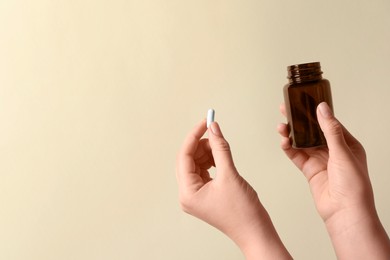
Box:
(283, 62, 333, 148)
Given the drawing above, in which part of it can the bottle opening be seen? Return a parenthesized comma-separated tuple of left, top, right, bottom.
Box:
(287, 62, 323, 84)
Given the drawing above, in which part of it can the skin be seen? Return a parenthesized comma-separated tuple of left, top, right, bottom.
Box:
(176, 102, 390, 259)
(176, 119, 292, 259)
(278, 102, 390, 259)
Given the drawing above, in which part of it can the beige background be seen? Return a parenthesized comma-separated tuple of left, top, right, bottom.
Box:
(1, 0, 389, 259)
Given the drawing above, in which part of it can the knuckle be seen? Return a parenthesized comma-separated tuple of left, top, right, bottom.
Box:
(216, 139, 231, 152)
(326, 119, 343, 136)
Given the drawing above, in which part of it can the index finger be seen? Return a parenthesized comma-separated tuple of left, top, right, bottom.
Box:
(176, 119, 207, 182)
(180, 119, 207, 156)
(279, 102, 287, 118)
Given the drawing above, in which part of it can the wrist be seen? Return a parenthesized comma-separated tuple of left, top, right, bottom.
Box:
(325, 206, 390, 259)
(229, 210, 292, 260)
(324, 203, 380, 238)
(239, 230, 293, 260)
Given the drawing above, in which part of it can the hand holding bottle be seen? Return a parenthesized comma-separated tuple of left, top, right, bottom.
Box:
(278, 102, 390, 259)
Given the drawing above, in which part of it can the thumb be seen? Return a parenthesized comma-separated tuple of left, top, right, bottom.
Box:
(317, 102, 350, 157)
(208, 122, 238, 177)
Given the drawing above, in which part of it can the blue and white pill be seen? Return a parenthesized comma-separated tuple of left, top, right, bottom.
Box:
(207, 109, 215, 128)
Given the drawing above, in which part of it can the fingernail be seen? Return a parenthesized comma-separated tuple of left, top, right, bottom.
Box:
(318, 102, 333, 119)
(210, 122, 223, 137)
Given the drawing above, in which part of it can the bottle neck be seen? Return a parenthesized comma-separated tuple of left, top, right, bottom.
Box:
(287, 62, 323, 84)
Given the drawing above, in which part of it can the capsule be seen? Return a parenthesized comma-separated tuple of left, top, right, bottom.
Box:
(207, 109, 215, 128)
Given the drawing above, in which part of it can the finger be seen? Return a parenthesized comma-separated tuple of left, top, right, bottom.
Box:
(180, 119, 207, 157)
(317, 102, 351, 158)
(277, 123, 293, 151)
(277, 123, 289, 138)
(198, 159, 215, 171)
(195, 152, 215, 168)
(193, 138, 214, 168)
(277, 123, 309, 171)
(195, 152, 212, 166)
(280, 102, 287, 118)
(176, 120, 207, 188)
(208, 122, 238, 178)
(194, 138, 211, 160)
(199, 169, 212, 183)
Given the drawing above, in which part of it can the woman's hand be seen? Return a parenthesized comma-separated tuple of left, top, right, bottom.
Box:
(278, 102, 390, 259)
(176, 119, 292, 260)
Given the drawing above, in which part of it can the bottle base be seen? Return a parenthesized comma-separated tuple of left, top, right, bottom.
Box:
(292, 143, 328, 149)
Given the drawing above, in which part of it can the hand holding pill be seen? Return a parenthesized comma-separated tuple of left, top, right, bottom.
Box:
(176, 110, 292, 260)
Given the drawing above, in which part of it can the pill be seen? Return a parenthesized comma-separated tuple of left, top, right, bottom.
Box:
(207, 109, 215, 128)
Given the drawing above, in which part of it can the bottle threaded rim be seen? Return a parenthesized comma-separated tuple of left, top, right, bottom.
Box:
(287, 62, 323, 83)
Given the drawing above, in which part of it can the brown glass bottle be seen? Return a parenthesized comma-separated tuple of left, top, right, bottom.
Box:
(283, 62, 333, 148)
